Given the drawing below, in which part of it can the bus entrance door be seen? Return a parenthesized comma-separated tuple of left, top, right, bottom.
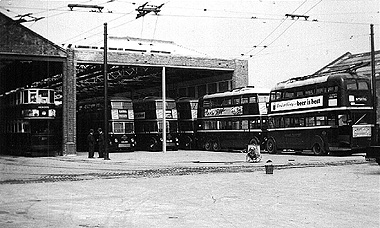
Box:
(337, 114, 351, 149)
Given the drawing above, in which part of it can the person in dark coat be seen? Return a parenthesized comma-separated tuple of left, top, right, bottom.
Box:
(97, 128, 104, 158)
(87, 129, 95, 158)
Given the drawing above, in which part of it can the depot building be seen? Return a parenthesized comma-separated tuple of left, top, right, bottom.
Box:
(0, 12, 249, 155)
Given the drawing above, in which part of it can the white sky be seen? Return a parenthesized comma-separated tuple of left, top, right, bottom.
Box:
(1, 0, 379, 89)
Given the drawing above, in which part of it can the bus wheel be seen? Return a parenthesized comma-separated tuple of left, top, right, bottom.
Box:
(212, 141, 221, 151)
(204, 140, 212, 151)
(185, 136, 193, 149)
(249, 138, 259, 146)
(312, 142, 327, 156)
(266, 138, 277, 154)
(149, 137, 158, 151)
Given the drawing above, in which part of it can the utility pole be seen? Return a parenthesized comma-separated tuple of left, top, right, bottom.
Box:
(370, 24, 377, 145)
(104, 23, 110, 160)
(162, 67, 166, 152)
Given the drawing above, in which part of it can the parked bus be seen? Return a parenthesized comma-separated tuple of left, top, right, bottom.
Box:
(266, 72, 373, 155)
(77, 96, 136, 152)
(176, 97, 198, 149)
(133, 96, 179, 151)
(197, 87, 270, 151)
(0, 88, 60, 156)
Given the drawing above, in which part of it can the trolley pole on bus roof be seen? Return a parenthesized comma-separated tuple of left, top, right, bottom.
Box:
(103, 23, 110, 160)
(162, 67, 167, 152)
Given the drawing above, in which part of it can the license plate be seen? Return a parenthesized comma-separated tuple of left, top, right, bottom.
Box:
(119, 144, 130, 148)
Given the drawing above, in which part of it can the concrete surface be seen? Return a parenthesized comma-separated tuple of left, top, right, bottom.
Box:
(0, 150, 379, 228)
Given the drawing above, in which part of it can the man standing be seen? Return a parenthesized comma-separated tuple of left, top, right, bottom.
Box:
(87, 129, 95, 158)
(97, 128, 104, 158)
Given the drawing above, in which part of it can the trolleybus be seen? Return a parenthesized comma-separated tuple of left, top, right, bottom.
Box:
(176, 97, 198, 149)
(77, 96, 136, 152)
(133, 96, 179, 151)
(266, 72, 373, 155)
(0, 88, 60, 156)
(197, 87, 270, 151)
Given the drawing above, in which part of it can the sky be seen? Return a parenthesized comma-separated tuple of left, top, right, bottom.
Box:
(0, 0, 379, 89)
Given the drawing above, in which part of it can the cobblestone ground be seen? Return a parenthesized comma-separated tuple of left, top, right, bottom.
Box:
(0, 162, 379, 228)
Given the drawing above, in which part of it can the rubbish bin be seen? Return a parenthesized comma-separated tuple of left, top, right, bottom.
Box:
(265, 161, 274, 174)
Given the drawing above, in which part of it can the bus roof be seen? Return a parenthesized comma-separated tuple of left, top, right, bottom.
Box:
(176, 97, 198, 102)
(270, 72, 365, 91)
(134, 96, 176, 103)
(202, 87, 270, 100)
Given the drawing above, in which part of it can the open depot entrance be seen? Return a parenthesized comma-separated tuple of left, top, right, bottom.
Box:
(0, 57, 236, 155)
(75, 63, 234, 101)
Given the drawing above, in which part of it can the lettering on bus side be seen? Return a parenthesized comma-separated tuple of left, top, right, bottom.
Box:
(271, 96, 323, 112)
(205, 106, 243, 117)
(134, 112, 145, 119)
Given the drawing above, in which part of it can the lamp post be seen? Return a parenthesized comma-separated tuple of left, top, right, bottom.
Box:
(370, 24, 377, 145)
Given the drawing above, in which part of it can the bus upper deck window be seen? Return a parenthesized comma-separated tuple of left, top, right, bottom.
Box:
(358, 81, 369, 90)
(30, 90, 37, 103)
(233, 97, 241, 105)
(222, 98, 232, 106)
(316, 88, 326, 94)
(111, 102, 123, 109)
(347, 81, 357, 90)
(249, 96, 257, 103)
(305, 89, 314, 96)
(270, 93, 276, 101)
(38, 90, 49, 103)
(296, 91, 303, 97)
(276, 92, 281, 100)
(242, 97, 249, 104)
(284, 91, 294, 99)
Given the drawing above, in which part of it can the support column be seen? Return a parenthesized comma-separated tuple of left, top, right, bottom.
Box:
(232, 59, 248, 88)
(62, 48, 77, 155)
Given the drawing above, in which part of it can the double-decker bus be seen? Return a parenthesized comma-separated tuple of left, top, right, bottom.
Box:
(197, 87, 270, 151)
(133, 97, 179, 151)
(176, 97, 198, 149)
(0, 88, 60, 156)
(77, 96, 136, 152)
(266, 72, 373, 155)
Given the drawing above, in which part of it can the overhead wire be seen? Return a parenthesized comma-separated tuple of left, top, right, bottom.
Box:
(246, 0, 323, 58)
(242, 0, 309, 57)
(60, 10, 136, 44)
(1, 0, 377, 52)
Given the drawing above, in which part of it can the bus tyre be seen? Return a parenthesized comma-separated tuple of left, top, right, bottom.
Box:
(249, 138, 259, 146)
(266, 138, 277, 154)
(212, 141, 221, 152)
(185, 136, 193, 149)
(312, 142, 327, 156)
(149, 137, 158, 151)
(204, 140, 212, 151)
